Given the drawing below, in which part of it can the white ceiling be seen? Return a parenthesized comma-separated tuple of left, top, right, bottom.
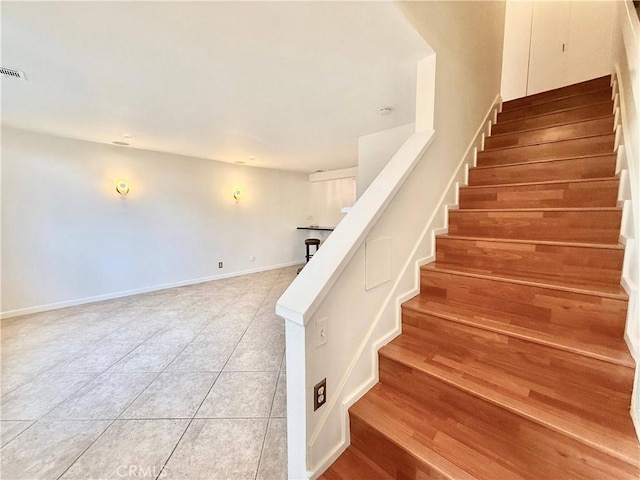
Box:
(1, 2, 431, 172)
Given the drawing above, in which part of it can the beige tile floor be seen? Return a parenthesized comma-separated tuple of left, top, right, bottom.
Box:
(0, 266, 297, 480)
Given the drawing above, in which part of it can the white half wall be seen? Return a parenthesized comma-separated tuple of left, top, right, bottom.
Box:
(357, 123, 415, 198)
(1, 128, 310, 317)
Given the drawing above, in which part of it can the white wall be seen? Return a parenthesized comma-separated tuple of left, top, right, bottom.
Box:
(1, 128, 310, 316)
(307, 168, 357, 234)
(357, 123, 415, 198)
(500, 0, 533, 101)
(277, 1, 506, 477)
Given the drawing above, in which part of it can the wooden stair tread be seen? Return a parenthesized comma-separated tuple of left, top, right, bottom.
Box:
(492, 104, 614, 135)
(471, 152, 616, 171)
(437, 234, 623, 249)
(485, 116, 615, 150)
(489, 115, 614, 140)
(468, 155, 617, 187)
(462, 175, 619, 190)
(497, 89, 613, 123)
(379, 328, 639, 466)
(351, 383, 638, 479)
(482, 131, 613, 152)
(454, 206, 621, 213)
(421, 263, 627, 300)
(476, 134, 615, 168)
(459, 178, 620, 209)
(402, 295, 634, 367)
(502, 76, 611, 112)
(318, 447, 394, 480)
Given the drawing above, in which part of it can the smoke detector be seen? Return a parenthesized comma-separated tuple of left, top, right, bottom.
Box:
(1, 66, 26, 80)
(378, 107, 393, 116)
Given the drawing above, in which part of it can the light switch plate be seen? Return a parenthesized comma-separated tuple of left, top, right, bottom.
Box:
(315, 317, 328, 347)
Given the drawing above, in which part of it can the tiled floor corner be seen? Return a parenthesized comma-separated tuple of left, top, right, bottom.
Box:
(1, 266, 296, 479)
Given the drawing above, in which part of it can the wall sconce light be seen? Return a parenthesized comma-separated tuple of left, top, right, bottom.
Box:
(116, 179, 130, 196)
(233, 187, 242, 200)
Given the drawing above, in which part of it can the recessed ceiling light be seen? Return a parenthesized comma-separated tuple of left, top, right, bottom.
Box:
(123, 134, 133, 140)
(112, 141, 130, 146)
(378, 107, 393, 116)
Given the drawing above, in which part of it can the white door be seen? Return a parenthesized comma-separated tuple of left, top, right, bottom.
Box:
(527, 1, 572, 95)
(526, 0, 615, 96)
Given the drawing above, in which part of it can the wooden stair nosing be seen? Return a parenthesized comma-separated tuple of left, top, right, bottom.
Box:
(500, 85, 613, 115)
(378, 344, 640, 467)
(490, 114, 614, 140)
(501, 76, 612, 112)
(492, 103, 615, 135)
(401, 298, 634, 368)
(420, 264, 628, 300)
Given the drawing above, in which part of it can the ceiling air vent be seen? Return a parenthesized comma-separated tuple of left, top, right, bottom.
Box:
(0, 66, 26, 80)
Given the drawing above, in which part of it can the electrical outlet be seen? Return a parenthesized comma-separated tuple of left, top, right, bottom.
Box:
(314, 317, 327, 347)
(218, 262, 223, 268)
(314, 378, 326, 411)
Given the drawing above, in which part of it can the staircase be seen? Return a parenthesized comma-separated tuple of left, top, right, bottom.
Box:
(320, 76, 640, 479)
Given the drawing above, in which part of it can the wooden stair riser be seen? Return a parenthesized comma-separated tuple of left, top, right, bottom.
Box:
(349, 415, 450, 480)
(498, 89, 613, 123)
(418, 269, 628, 338)
(448, 207, 623, 243)
(380, 348, 634, 471)
(492, 103, 613, 135)
(469, 155, 617, 186)
(401, 303, 633, 367)
(477, 134, 615, 167)
(317, 447, 394, 480)
(353, 384, 639, 480)
(485, 117, 614, 150)
(435, 237, 623, 287)
(447, 209, 622, 243)
(501, 76, 611, 112)
(459, 179, 619, 209)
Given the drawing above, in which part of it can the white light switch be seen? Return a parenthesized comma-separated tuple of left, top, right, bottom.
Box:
(315, 317, 328, 347)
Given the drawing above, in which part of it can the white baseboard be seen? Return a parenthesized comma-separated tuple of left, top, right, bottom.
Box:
(1, 260, 304, 319)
